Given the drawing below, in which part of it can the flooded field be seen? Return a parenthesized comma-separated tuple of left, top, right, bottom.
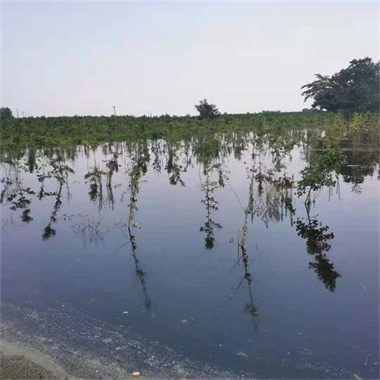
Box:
(1, 122, 379, 379)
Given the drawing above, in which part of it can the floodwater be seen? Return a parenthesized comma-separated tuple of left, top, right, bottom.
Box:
(1, 131, 379, 379)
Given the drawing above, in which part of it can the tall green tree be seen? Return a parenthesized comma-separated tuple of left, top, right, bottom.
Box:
(195, 99, 220, 119)
(0, 107, 13, 119)
(301, 57, 380, 113)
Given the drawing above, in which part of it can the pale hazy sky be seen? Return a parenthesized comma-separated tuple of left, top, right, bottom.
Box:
(1, 1, 378, 117)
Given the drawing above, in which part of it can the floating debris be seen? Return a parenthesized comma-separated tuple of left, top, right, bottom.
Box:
(353, 374, 363, 380)
(236, 351, 248, 358)
(122, 311, 129, 315)
(132, 371, 141, 377)
(180, 319, 188, 324)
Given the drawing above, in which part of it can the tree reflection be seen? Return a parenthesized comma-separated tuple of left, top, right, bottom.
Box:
(200, 164, 222, 250)
(298, 149, 344, 206)
(164, 140, 186, 186)
(196, 135, 227, 250)
(338, 149, 379, 194)
(296, 149, 343, 291)
(85, 167, 106, 211)
(151, 140, 163, 174)
(0, 156, 36, 223)
(296, 211, 341, 292)
(0, 127, 373, 296)
(105, 153, 119, 210)
(125, 142, 152, 310)
(246, 136, 295, 228)
(231, 164, 259, 327)
(239, 167, 258, 323)
(42, 159, 74, 240)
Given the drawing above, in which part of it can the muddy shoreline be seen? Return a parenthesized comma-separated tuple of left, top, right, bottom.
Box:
(1, 294, 360, 379)
(0, 295, 239, 379)
(1, 339, 70, 379)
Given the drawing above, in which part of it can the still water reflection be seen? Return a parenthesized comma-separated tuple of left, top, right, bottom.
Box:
(1, 131, 379, 378)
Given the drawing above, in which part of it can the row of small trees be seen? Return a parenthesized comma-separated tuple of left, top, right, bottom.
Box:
(0, 102, 221, 120)
(2, 57, 378, 120)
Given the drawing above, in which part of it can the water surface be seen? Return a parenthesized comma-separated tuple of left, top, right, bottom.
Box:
(1, 131, 379, 379)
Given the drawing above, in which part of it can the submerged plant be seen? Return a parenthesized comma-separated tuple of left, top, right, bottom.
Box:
(297, 148, 345, 205)
(200, 164, 222, 250)
(123, 141, 152, 310)
(236, 164, 258, 326)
